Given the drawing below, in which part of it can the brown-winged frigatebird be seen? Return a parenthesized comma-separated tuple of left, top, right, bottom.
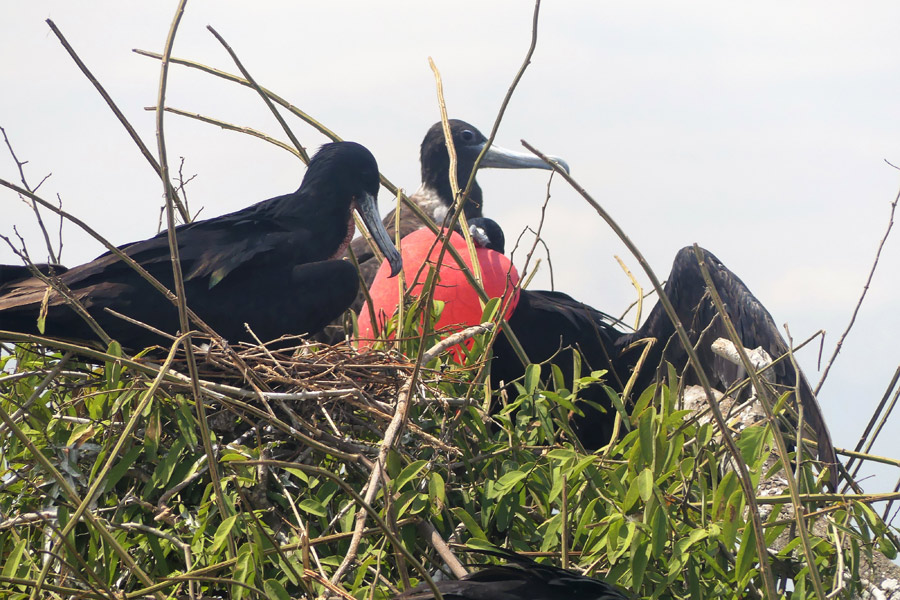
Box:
(362, 217, 839, 490)
(392, 547, 629, 600)
(0, 142, 402, 349)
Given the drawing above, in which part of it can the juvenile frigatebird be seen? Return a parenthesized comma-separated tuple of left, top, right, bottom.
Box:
(347, 119, 568, 301)
(361, 219, 839, 489)
(393, 548, 629, 600)
(0, 142, 402, 349)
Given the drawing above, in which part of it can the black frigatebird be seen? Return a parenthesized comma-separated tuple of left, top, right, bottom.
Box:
(348, 119, 569, 297)
(0, 142, 402, 349)
(393, 547, 629, 600)
(362, 219, 839, 489)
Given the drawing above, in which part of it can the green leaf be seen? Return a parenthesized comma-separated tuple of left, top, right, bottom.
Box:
(451, 507, 487, 539)
(722, 490, 745, 547)
(232, 543, 253, 600)
(631, 536, 651, 590)
(395, 460, 428, 491)
(211, 515, 238, 555)
(103, 446, 142, 493)
(299, 499, 327, 518)
(636, 468, 654, 502)
(428, 472, 446, 511)
(263, 579, 291, 600)
(736, 424, 769, 465)
(735, 524, 758, 582)
(492, 470, 527, 498)
(623, 475, 642, 512)
(1, 539, 26, 578)
(651, 506, 668, 558)
(524, 364, 540, 395)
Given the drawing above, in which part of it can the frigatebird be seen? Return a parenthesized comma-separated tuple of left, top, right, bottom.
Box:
(393, 548, 629, 600)
(347, 119, 568, 301)
(361, 219, 839, 489)
(0, 142, 402, 349)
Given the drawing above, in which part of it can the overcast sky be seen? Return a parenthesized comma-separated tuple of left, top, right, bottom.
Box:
(2, 2, 899, 494)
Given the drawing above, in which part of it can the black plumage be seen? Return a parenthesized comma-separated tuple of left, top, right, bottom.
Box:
(0, 142, 401, 349)
(393, 548, 629, 600)
(486, 239, 838, 489)
(0, 263, 68, 286)
(348, 120, 568, 301)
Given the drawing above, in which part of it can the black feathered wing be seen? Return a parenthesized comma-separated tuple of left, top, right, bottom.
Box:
(627, 247, 837, 488)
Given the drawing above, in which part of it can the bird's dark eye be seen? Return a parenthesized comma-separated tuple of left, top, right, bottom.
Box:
(460, 129, 476, 143)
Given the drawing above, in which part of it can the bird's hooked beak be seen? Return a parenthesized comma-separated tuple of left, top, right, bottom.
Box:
(478, 142, 570, 175)
(355, 191, 403, 277)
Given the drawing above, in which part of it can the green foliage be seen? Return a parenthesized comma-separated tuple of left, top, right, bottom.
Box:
(0, 332, 897, 600)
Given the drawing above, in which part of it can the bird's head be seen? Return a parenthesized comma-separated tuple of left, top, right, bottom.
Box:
(307, 142, 402, 277)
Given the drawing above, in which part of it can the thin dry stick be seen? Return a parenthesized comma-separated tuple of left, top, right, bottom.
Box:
(153, 0, 237, 563)
(845, 365, 900, 492)
(615, 255, 644, 329)
(159, 107, 302, 158)
(414, 0, 545, 374)
(46, 12, 271, 448)
(206, 26, 309, 164)
(417, 521, 468, 579)
(330, 325, 490, 585)
(428, 60, 483, 289)
(252, 462, 444, 600)
(1, 127, 58, 263)
(694, 247, 826, 600)
(520, 140, 780, 599)
(815, 182, 898, 396)
(45, 19, 190, 222)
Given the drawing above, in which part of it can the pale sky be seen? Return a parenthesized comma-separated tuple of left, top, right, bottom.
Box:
(2, 2, 900, 495)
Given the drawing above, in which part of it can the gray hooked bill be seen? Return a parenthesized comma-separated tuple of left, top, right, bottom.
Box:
(479, 142, 571, 175)
(355, 191, 402, 277)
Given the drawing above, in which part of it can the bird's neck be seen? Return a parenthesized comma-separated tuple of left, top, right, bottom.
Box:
(412, 180, 484, 225)
(270, 190, 353, 259)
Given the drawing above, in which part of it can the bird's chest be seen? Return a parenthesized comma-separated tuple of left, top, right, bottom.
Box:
(331, 214, 356, 259)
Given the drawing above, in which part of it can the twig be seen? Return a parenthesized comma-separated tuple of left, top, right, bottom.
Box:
(815, 183, 898, 395)
(206, 26, 309, 164)
(1, 126, 58, 263)
(0, 351, 73, 436)
(520, 139, 781, 599)
(330, 326, 490, 584)
(614, 256, 644, 330)
(158, 106, 302, 158)
(417, 521, 467, 579)
(251, 462, 444, 600)
(154, 0, 237, 562)
(45, 20, 190, 222)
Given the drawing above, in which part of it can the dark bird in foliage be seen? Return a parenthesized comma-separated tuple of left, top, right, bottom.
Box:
(394, 548, 629, 600)
(348, 119, 568, 301)
(0, 142, 402, 349)
(363, 218, 839, 489)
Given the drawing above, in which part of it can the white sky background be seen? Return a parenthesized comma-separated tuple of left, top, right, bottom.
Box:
(2, 2, 899, 495)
